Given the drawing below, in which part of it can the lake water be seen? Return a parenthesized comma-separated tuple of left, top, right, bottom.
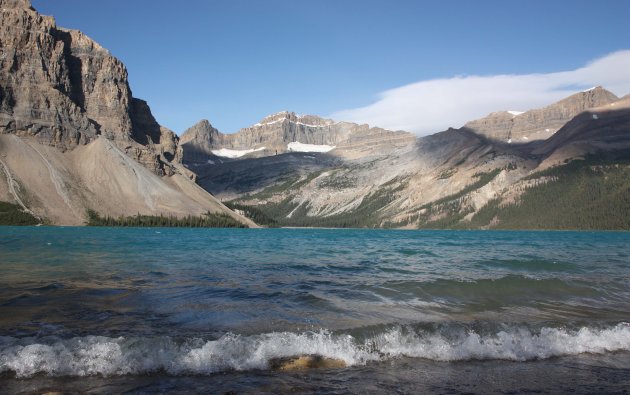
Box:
(1, 227, 629, 393)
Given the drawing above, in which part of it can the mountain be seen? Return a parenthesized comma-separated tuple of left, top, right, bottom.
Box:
(180, 111, 415, 163)
(182, 93, 630, 230)
(534, 96, 630, 162)
(464, 87, 618, 143)
(180, 111, 415, 199)
(2, 0, 628, 229)
(462, 98, 630, 230)
(0, 0, 253, 226)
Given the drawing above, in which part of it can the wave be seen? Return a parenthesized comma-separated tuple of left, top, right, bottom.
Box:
(1, 323, 629, 378)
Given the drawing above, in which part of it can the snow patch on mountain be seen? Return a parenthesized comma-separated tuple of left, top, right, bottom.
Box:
(287, 142, 335, 153)
(212, 147, 266, 158)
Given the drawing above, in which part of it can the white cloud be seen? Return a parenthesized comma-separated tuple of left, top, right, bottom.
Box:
(331, 50, 630, 136)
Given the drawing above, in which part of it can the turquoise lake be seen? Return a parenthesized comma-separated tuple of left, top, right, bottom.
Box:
(1, 227, 629, 393)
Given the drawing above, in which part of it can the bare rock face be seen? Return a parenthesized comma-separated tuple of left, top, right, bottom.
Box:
(179, 119, 223, 162)
(129, 98, 182, 174)
(0, 0, 256, 226)
(533, 100, 630, 165)
(180, 111, 415, 163)
(0, 0, 179, 175)
(59, 28, 134, 142)
(237, 111, 348, 149)
(180, 111, 351, 155)
(465, 87, 619, 143)
(0, 0, 97, 147)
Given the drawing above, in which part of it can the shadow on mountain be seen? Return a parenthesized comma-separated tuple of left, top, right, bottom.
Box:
(413, 126, 533, 171)
(192, 152, 342, 198)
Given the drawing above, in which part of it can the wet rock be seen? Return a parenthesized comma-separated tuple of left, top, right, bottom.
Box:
(269, 354, 347, 371)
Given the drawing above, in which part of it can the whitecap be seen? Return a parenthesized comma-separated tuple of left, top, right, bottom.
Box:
(1, 323, 629, 378)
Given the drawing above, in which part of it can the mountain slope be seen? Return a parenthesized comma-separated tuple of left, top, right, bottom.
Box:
(0, 0, 252, 226)
(465, 151, 630, 230)
(464, 87, 618, 143)
(413, 101, 630, 229)
(192, 94, 630, 230)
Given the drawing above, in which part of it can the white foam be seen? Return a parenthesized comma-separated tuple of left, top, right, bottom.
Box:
(1, 323, 628, 378)
(287, 142, 335, 153)
(372, 323, 630, 362)
(211, 147, 266, 158)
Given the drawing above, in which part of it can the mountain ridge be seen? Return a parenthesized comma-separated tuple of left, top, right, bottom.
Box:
(464, 86, 619, 143)
(180, 111, 415, 163)
(191, 92, 630, 229)
(2, 0, 629, 229)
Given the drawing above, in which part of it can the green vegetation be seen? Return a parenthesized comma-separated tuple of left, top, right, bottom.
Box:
(283, 186, 401, 228)
(244, 170, 325, 200)
(86, 210, 246, 228)
(247, 177, 300, 199)
(224, 201, 278, 227)
(430, 168, 502, 207)
(0, 201, 40, 225)
(438, 168, 456, 179)
(465, 154, 630, 230)
(228, 151, 630, 230)
(405, 152, 630, 230)
(318, 170, 356, 189)
(390, 168, 503, 229)
(231, 176, 408, 228)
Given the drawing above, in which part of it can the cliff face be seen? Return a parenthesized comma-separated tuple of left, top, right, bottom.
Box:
(179, 111, 350, 157)
(0, 0, 253, 226)
(179, 111, 415, 163)
(0, 0, 97, 146)
(465, 87, 619, 143)
(0, 0, 179, 175)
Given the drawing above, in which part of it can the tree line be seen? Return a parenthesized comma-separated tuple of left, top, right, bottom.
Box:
(86, 209, 246, 228)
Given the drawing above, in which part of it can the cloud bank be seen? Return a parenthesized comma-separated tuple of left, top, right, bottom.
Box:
(331, 50, 630, 136)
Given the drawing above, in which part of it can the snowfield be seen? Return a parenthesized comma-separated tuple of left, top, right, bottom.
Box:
(287, 142, 336, 153)
(211, 147, 266, 158)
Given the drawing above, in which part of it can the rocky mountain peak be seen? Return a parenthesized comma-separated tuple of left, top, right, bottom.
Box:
(179, 119, 219, 143)
(58, 27, 110, 56)
(559, 86, 617, 107)
(464, 87, 619, 143)
(254, 111, 336, 128)
(257, 111, 291, 125)
(0, 0, 33, 9)
(0, 0, 186, 176)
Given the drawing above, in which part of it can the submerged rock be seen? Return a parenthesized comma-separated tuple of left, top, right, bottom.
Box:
(269, 354, 347, 371)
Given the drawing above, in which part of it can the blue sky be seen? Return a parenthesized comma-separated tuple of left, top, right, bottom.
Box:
(33, 0, 630, 135)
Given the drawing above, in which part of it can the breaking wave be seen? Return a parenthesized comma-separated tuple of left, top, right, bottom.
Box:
(1, 322, 629, 378)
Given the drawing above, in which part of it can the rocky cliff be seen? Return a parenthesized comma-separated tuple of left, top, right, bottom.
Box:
(180, 111, 415, 163)
(0, 0, 179, 176)
(465, 87, 618, 143)
(0, 0, 252, 226)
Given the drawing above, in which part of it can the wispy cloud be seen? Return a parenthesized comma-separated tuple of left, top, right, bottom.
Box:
(331, 50, 630, 136)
